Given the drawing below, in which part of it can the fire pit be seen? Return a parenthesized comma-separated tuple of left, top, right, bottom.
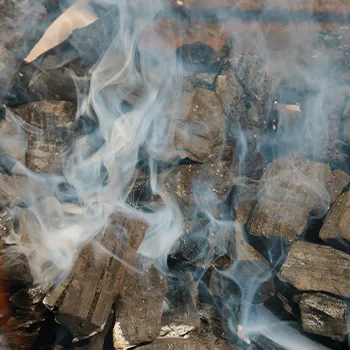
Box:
(0, 0, 349, 349)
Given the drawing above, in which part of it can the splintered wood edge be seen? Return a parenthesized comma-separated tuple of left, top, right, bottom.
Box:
(43, 216, 149, 337)
(113, 322, 130, 350)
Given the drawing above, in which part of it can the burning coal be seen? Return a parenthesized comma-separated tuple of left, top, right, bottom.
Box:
(0, 0, 349, 349)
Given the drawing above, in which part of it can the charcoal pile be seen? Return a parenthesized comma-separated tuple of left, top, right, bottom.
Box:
(0, 1, 350, 350)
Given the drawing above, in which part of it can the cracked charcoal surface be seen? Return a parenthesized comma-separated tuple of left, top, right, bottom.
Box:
(279, 241, 350, 298)
(299, 293, 348, 342)
(248, 157, 334, 243)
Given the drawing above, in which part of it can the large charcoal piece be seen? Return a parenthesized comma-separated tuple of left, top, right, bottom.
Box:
(320, 190, 350, 250)
(44, 217, 149, 338)
(13, 101, 76, 173)
(216, 54, 272, 141)
(0, 0, 47, 100)
(68, 4, 118, 67)
(247, 157, 348, 243)
(279, 241, 350, 298)
(28, 56, 87, 102)
(171, 88, 226, 162)
(210, 259, 274, 306)
(135, 337, 236, 350)
(161, 271, 200, 337)
(0, 114, 26, 166)
(0, 174, 45, 206)
(113, 266, 167, 350)
(158, 156, 236, 217)
(299, 293, 348, 342)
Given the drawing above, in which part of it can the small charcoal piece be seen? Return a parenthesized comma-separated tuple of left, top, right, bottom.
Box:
(134, 337, 236, 350)
(327, 169, 350, 204)
(13, 101, 76, 173)
(68, 6, 118, 67)
(319, 190, 350, 251)
(171, 88, 226, 162)
(299, 293, 348, 342)
(0, 0, 47, 101)
(9, 283, 52, 309)
(216, 54, 272, 142)
(161, 271, 200, 338)
(176, 41, 223, 73)
(158, 158, 236, 217)
(279, 241, 350, 298)
(0, 113, 26, 165)
(112, 266, 167, 350)
(28, 56, 87, 102)
(210, 260, 274, 305)
(44, 217, 149, 338)
(247, 157, 345, 243)
(0, 252, 33, 288)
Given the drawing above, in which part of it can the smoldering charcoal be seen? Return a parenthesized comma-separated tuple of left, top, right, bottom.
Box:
(0, 1, 349, 350)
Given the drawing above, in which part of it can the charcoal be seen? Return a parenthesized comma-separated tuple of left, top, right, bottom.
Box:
(233, 229, 267, 263)
(216, 55, 272, 143)
(161, 271, 200, 338)
(13, 101, 76, 173)
(0, 114, 26, 165)
(67, 7, 118, 67)
(299, 293, 348, 342)
(176, 41, 223, 73)
(0, 208, 12, 240)
(44, 217, 149, 338)
(279, 241, 350, 298)
(189, 73, 217, 90)
(10, 283, 52, 309)
(0, 175, 45, 206)
(170, 218, 216, 267)
(232, 182, 258, 225)
(158, 160, 236, 217)
(0, 1, 47, 101)
(210, 260, 274, 305)
(28, 56, 86, 102)
(327, 169, 350, 204)
(319, 190, 350, 250)
(247, 157, 333, 243)
(134, 337, 228, 350)
(0, 252, 33, 287)
(71, 313, 114, 350)
(113, 266, 166, 350)
(273, 103, 302, 130)
(317, 87, 350, 163)
(171, 88, 226, 162)
(230, 184, 267, 262)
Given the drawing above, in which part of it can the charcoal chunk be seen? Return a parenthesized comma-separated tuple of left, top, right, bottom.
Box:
(279, 241, 350, 298)
(158, 160, 236, 217)
(0, 175, 45, 205)
(131, 337, 214, 350)
(327, 169, 350, 204)
(300, 293, 348, 342)
(44, 217, 149, 338)
(0, 0, 47, 100)
(216, 55, 272, 139)
(0, 252, 33, 287)
(161, 271, 200, 338)
(0, 114, 26, 166)
(13, 101, 76, 173)
(177, 41, 223, 73)
(28, 57, 86, 102)
(210, 260, 274, 305)
(319, 190, 350, 250)
(247, 157, 332, 243)
(113, 266, 167, 349)
(171, 88, 226, 162)
(10, 283, 52, 309)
